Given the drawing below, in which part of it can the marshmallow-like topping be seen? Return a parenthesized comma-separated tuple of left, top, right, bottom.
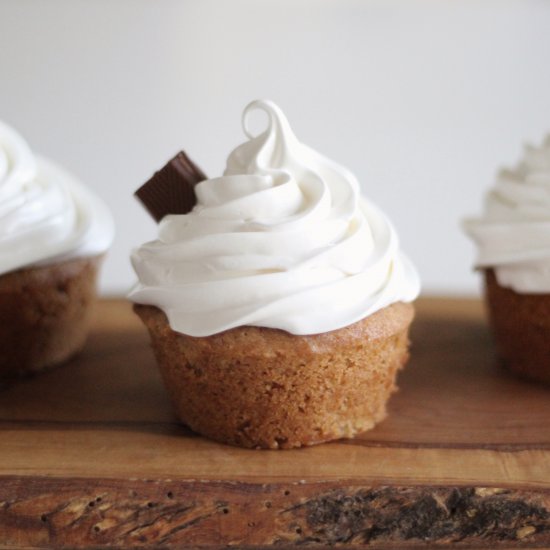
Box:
(0, 120, 114, 275)
(130, 100, 419, 336)
(464, 135, 550, 292)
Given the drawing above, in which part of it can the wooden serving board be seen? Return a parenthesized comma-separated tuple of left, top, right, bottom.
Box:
(0, 298, 549, 548)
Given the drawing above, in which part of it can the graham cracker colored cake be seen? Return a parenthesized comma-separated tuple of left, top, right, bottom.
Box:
(0, 257, 101, 378)
(485, 269, 550, 385)
(135, 301, 414, 449)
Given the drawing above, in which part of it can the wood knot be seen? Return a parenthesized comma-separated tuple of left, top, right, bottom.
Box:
(516, 526, 536, 539)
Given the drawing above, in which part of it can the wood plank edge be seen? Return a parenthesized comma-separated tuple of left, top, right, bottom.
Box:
(2, 473, 550, 490)
(0, 476, 549, 548)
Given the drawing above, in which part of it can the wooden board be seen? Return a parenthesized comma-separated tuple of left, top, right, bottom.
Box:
(0, 298, 549, 548)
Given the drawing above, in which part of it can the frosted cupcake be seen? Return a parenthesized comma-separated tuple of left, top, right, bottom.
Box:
(0, 121, 114, 378)
(464, 135, 550, 384)
(130, 100, 420, 448)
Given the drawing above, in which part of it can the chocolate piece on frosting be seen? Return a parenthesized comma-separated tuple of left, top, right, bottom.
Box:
(135, 151, 207, 222)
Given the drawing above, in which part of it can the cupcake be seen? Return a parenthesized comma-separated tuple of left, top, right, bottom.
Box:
(464, 135, 550, 385)
(0, 121, 114, 378)
(130, 100, 420, 448)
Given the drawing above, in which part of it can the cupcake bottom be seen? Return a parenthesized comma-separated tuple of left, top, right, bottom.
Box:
(0, 257, 102, 379)
(485, 269, 550, 385)
(135, 302, 415, 449)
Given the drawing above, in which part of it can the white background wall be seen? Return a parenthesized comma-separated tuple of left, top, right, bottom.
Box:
(1, 0, 549, 296)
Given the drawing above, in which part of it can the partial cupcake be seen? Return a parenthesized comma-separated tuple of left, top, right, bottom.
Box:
(130, 100, 420, 449)
(464, 135, 550, 385)
(0, 121, 114, 378)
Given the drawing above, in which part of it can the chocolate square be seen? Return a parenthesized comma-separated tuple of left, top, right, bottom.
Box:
(135, 151, 207, 222)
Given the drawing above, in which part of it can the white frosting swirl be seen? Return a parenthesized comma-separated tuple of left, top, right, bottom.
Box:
(464, 135, 550, 293)
(130, 100, 419, 336)
(0, 120, 114, 275)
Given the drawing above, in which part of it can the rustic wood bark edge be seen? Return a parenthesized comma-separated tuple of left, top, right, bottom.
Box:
(0, 477, 549, 548)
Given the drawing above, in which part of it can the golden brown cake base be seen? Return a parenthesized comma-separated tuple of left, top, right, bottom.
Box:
(485, 269, 550, 385)
(135, 302, 415, 449)
(0, 257, 101, 379)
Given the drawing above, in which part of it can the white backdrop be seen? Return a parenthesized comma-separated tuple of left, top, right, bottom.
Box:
(1, 0, 549, 295)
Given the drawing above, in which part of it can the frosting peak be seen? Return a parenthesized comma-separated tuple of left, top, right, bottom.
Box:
(130, 100, 419, 336)
(0, 120, 114, 275)
(464, 134, 550, 292)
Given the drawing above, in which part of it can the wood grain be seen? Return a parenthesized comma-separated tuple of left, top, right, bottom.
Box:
(0, 298, 549, 548)
(1, 478, 549, 548)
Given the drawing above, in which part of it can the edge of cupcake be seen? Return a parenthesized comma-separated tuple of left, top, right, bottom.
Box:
(464, 134, 550, 385)
(0, 120, 114, 378)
